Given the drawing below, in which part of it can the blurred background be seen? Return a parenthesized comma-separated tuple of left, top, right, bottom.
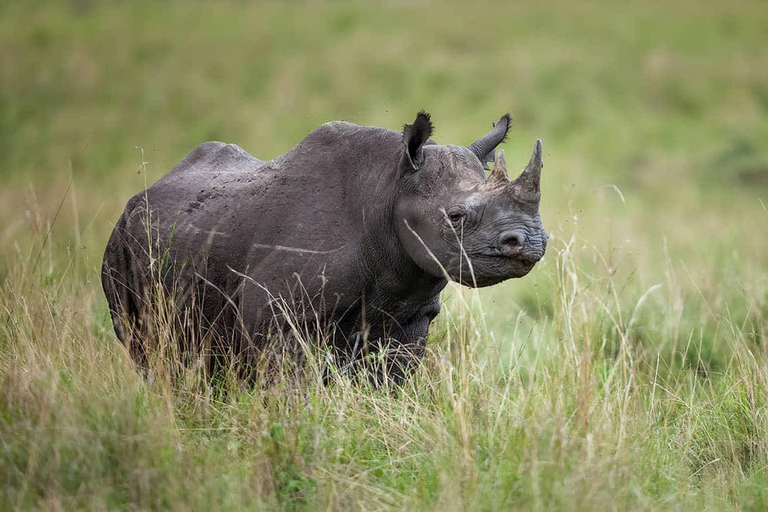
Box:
(3, 2, 768, 508)
(1, 0, 767, 365)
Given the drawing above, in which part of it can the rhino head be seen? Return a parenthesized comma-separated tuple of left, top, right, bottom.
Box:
(394, 111, 547, 288)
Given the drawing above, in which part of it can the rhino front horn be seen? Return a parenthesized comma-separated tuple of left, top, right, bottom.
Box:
(508, 139, 543, 204)
(518, 139, 543, 191)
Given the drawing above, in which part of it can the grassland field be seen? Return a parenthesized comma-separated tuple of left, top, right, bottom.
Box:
(2, 0, 768, 509)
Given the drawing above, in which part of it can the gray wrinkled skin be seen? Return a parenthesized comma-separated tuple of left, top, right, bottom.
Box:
(101, 112, 547, 383)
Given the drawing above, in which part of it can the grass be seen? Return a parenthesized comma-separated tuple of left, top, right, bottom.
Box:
(2, 0, 768, 509)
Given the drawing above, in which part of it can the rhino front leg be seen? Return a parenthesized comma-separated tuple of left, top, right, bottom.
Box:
(368, 297, 442, 386)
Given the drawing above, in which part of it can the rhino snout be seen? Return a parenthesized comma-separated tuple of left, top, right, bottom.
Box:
(498, 230, 526, 258)
(498, 229, 546, 263)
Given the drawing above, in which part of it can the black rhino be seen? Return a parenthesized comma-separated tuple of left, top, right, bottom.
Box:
(102, 111, 547, 383)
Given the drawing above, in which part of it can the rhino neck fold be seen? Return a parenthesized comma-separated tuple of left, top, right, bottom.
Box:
(359, 212, 448, 322)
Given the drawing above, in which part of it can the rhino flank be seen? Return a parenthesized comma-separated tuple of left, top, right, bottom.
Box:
(102, 111, 547, 383)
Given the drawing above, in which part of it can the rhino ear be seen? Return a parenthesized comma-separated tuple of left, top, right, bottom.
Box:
(468, 114, 512, 170)
(401, 110, 433, 173)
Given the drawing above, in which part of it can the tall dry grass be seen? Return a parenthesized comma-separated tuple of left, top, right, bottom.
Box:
(2, 191, 767, 509)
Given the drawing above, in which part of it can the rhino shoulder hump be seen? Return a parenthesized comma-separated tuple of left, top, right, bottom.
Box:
(321, 120, 357, 132)
(308, 121, 362, 141)
(186, 141, 248, 162)
(186, 141, 228, 160)
(169, 141, 255, 176)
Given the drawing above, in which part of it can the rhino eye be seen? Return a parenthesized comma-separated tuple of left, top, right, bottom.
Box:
(446, 206, 466, 224)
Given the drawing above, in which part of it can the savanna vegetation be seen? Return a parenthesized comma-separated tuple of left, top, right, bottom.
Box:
(2, 0, 768, 509)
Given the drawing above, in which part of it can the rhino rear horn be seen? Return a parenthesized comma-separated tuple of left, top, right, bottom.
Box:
(467, 114, 512, 170)
(488, 149, 509, 184)
(401, 110, 433, 172)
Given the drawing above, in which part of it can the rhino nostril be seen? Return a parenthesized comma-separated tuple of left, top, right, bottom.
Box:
(499, 230, 526, 253)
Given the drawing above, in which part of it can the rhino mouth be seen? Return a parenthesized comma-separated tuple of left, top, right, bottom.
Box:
(477, 251, 539, 268)
(448, 253, 537, 287)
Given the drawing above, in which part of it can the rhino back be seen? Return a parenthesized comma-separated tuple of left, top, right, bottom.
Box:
(144, 123, 401, 247)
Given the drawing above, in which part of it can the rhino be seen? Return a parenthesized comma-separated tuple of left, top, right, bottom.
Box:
(101, 111, 547, 383)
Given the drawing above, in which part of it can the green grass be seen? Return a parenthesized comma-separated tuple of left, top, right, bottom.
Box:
(2, 0, 768, 509)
